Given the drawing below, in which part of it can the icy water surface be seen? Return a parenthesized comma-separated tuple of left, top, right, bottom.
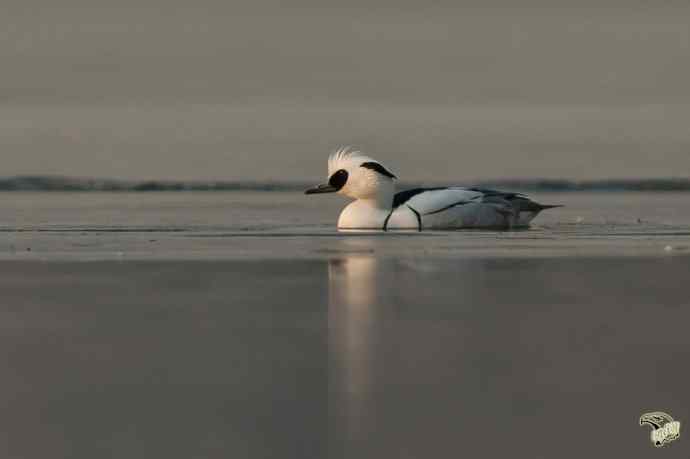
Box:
(1, 191, 690, 459)
(1, 191, 689, 259)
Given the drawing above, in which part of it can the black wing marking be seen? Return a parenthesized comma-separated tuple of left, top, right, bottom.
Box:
(469, 187, 559, 212)
(424, 201, 472, 215)
(360, 162, 397, 179)
(467, 187, 521, 200)
(392, 187, 446, 208)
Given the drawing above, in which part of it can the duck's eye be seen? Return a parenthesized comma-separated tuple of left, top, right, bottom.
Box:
(328, 169, 349, 190)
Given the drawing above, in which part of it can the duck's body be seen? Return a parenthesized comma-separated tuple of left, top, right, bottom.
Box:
(306, 147, 560, 231)
(338, 187, 555, 230)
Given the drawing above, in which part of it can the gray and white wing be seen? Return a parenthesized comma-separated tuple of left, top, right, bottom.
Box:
(394, 187, 520, 229)
(392, 187, 557, 229)
(397, 187, 485, 215)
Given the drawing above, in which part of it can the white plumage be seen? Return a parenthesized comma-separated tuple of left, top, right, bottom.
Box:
(306, 147, 560, 231)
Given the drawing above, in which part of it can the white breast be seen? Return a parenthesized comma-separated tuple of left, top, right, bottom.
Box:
(337, 200, 391, 229)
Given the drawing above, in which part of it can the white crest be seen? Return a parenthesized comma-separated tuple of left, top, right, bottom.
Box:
(327, 146, 379, 177)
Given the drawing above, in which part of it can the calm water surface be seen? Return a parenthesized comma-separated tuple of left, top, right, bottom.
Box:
(1, 191, 690, 259)
(0, 192, 689, 458)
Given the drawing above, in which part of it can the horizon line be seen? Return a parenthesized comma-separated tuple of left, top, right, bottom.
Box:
(1, 175, 690, 192)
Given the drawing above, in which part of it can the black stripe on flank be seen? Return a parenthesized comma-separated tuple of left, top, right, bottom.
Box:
(406, 205, 422, 231)
(424, 201, 471, 216)
(360, 162, 397, 179)
(382, 210, 394, 231)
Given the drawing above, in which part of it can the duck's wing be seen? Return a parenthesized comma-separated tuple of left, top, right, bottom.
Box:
(393, 187, 486, 215)
(393, 187, 560, 228)
(469, 187, 562, 213)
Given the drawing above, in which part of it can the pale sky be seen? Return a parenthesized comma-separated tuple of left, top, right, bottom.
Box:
(1, 1, 689, 181)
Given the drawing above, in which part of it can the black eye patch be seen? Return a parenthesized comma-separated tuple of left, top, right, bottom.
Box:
(360, 162, 397, 179)
(328, 169, 349, 190)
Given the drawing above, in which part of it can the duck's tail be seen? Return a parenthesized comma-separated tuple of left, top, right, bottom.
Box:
(515, 202, 563, 226)
(536, 204, 564, 210)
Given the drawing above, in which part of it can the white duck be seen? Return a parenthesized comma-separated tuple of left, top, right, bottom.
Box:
(306, 147, 560, 231)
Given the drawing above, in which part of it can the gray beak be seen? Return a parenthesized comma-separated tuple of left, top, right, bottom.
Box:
(305, 183, 338, 194)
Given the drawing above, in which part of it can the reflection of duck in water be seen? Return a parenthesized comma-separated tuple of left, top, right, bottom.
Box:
(328, 256, 377, 395)
(306, 147, 561, 230)
(328, 256, 378, 456)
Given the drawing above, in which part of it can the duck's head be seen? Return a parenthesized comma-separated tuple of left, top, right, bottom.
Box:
(305, 147, 397, 201)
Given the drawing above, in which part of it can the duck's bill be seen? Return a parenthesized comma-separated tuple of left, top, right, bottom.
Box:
(305, 184, 337, 194)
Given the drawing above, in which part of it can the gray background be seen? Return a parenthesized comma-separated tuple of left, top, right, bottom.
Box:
(1, 0, 689, 181)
